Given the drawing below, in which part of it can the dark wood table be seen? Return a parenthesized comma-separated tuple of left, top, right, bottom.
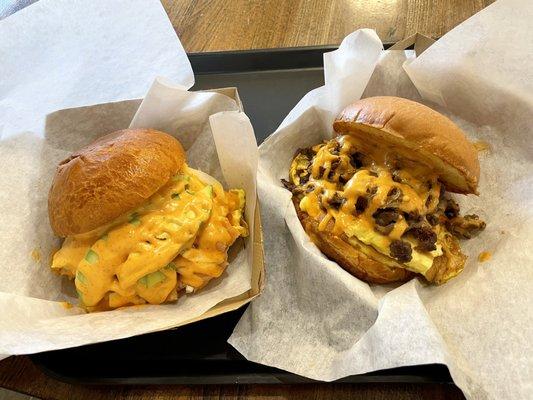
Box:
(0, 1, 494, 398)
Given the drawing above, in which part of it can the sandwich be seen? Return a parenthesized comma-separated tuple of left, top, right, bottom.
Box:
(283, 96, 485, 284)
(48, 129, 248, 311)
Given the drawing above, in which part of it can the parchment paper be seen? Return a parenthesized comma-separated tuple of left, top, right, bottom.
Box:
(0, 78, 257, 358)
(0, 0, 194, 136)
(0, 0, 257, 358)
(229, 3, 533, 398)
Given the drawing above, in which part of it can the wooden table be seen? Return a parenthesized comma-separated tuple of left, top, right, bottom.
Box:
(0, 1, 493, 399)
(164, 0, 493, 52)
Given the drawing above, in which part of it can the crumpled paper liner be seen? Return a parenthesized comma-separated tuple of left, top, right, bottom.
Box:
(0, 80, 260, 359)
(229, 15, 533, 400)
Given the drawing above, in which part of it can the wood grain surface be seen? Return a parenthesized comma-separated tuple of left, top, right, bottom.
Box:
(1, 1, 494, 399)
(0, 356, 467, 400)
(163, 0, 494, 52)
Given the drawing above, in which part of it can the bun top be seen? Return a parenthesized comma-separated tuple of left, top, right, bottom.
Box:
(48, 129, 186, 237)
(333, 96, 479, 194)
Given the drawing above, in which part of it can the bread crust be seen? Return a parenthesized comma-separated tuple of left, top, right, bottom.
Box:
(333, 96, 479, 194)
(48, 129, 185, 236)
(292, 198, 414, 284)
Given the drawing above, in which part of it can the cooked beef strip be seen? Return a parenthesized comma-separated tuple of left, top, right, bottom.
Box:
(281, 179, 304, 197)
(385, 187, 403, 207)
(375, 224, 394, 235)
(391, 169, 403, 183)
(406, 225, 437, 252)
(296, 147, 315, 159)
(372, 208, 399, 226)
(404, 211, 422, 223)
(354, 196, 368, 215)
(402, 210, 438, 251)
(350, 152, 365, 169)
(328, 158, 340, 179)
(318, 194, 327, 211)
(446, 214, 486, 239)
(307, 162, 313, 177)
(367, 186, 378, 198)
(330, 142, 341, 155)
(390, 240, 413, 262)
(426, 213, 439, 226)
(329, 192, 345, 209)
(444, 198, 460, 219)
(439, 183, 446, 199)
(281, 178, 296, 192)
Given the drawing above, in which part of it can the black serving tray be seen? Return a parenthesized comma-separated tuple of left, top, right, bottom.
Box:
(31, 44, 453, 385)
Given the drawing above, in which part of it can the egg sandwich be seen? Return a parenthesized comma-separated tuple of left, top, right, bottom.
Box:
(49, 129, 247, 311)
(283, 96, 485, 284)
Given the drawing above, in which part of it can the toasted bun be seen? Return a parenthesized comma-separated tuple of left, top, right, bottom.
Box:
(333, 97, 479, 194)
(293, 198, 413, 284)
(48, 129, 186, 237)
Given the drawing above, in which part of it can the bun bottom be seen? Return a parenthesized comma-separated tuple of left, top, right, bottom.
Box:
(293, 198, 415, 284)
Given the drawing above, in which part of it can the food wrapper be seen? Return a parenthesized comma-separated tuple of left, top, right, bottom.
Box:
(0, 0, 194, 134)
(0, 0, 261, 358)
(0, 79, 261, 358)
(229, 2, 533, 399)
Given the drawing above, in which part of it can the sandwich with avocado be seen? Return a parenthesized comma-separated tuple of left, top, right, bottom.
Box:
(49, 129, 247, 311)
(283, 96, 485, 284)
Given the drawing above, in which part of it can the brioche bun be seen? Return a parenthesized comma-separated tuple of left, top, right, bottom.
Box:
(333, 96, 479, 194)
(48, 129, 185, 237)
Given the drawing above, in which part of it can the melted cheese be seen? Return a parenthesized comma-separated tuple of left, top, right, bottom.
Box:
(51, 166, 247, 311)
(174, 185, 247, 289)
(478, 251, 492, 263)
(294, 135, 442, 275)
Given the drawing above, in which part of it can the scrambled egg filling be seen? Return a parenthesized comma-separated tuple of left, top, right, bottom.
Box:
(291, 135, 444, 276)
(51, 166, 247, 311)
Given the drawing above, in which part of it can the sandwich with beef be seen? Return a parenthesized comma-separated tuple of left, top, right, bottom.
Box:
(283, 96, 485, 284)
(49, 129, 247, 311)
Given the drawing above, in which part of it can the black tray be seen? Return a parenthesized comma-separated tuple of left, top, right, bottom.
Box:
(31, 45, 453, 385)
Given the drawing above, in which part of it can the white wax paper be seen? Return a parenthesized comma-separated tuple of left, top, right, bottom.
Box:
(229, 6, 533, 399)
(0, 0, 194, 136)
(0, 0, 258, 358)
(0, 78, 257, 358)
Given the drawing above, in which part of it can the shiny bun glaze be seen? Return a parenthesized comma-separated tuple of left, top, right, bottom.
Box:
(48, 129, 186, 237)
(333, 96, 479, 194)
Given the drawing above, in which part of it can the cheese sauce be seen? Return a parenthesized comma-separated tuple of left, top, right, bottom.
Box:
(51, 166, 247, 311)
(292, 135, 443, 275)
